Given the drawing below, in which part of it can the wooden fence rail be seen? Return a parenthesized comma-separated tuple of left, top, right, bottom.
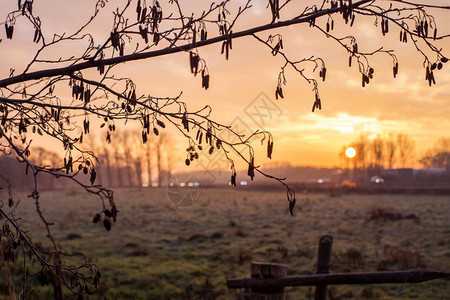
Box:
(227, 270, 450, 289)
(226, 235, 450, 300)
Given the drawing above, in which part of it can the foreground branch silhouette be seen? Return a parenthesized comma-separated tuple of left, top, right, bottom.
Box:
(0, 0, 449, 298)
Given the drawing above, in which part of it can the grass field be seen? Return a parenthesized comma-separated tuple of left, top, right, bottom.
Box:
(1, 187, 450, 299)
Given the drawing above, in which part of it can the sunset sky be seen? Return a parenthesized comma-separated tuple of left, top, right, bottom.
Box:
(1, 0, 449, 173)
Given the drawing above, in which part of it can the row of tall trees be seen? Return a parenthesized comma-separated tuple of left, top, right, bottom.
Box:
(0, 129, 175, 190)
(85, 129, 175, 188)
(340, 134, 450, 171)
(340, 133, 415, 170)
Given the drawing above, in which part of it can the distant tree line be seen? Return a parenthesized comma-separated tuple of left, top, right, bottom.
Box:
(419, 137, 450, 171)
(340, 134, 450, 171)
(0, 129, 174, 190)
(85, 129, 175, 188)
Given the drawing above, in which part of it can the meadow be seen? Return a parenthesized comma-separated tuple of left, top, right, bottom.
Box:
(1, 187, 449, 299)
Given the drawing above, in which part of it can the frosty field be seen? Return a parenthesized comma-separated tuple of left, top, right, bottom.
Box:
(1, 187, 449, 299)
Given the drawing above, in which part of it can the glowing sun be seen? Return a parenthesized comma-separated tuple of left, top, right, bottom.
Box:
(345, 147, 356, 159)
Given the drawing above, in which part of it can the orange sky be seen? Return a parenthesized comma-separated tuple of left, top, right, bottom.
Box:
(1, 0, 450, 173)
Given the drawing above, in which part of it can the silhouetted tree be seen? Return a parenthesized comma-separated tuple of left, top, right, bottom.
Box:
(30, 147, 61, 189)
(385, 133, 397, 169)
(370, 135, 384, 171)
(101, 145, 114, 187)
(111, 138, 124, 188)
(397, 133, 415, 168)
(353, 134, 368, 170)
(338, 145, 349, 168)
(1, 1, 449, 298)
(123, 129, 145, 187)
(156, 131, 173, 186)
(165, 135, 176, 185)
(86, 134, 103, 186)
(118, 131, 135, 187)
(420, 137, 450, 170)
(145, 135, 153, 186)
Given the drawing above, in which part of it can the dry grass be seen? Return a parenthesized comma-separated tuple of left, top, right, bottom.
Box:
(1, 187, 449, 299)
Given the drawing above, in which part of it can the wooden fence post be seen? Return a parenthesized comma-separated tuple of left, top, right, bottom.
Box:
(250, 262, 288, 299)
(315, 235, 333, 300)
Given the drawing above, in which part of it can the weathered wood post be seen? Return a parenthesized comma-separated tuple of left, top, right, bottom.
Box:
(250, 262, 288, 299)
(315, 235, 333, 300)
